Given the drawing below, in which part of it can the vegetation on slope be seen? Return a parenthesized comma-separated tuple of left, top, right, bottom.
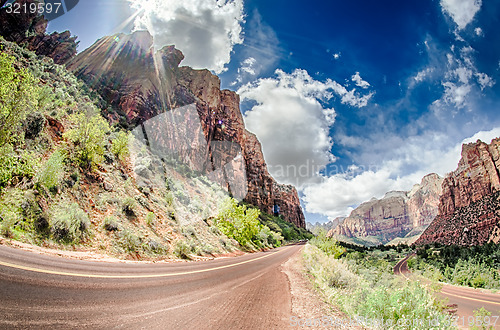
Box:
(303, 233, 454, 329)
(0, 37, 311, 260)
(408, 243, 500, 290)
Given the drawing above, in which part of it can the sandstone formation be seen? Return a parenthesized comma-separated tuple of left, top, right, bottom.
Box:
(329, 173, 443, 245)
(0, 0, 77, 64)
(307, 217, 346, 235)
(415, 139, 500, 246)
(67, 32, 306, 228)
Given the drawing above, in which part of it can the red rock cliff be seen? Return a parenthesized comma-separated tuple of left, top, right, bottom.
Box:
(329, 173, 443, 245)
(67, 32, 306, 228)
(415, 139, 500, 246)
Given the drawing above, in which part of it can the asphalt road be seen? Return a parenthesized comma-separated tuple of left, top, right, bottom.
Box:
(0, 243, 304, 329)
(395, 256, 500, 325)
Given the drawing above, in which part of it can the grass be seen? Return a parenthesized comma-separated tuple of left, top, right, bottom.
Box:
(303, 236, 454, 329)
(50, 202, 90, 243)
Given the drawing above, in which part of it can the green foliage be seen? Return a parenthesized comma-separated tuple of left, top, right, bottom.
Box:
(64, 111, 110, 170)
(303, 244, 452, 329)
(50, 202, 90, 243)
(103, 216, 119, 232)
(215, 198, 263, 248)
(122, 197, 136, 216)
(411, 243, 500, 289)
(471, 308, 495, 330)
(0, 188, 24, 237)
(0, 52, 38, 145)
(111, 131, 131, 161)
(258, 211, 313, 243)
(174, 240, 192, 259)
(0, 144, 38, 189)
(117, 229, 141, 253)
(145, 212, 156, 227)
(36, 149, 65, 192)
(310, 231, 346, 258)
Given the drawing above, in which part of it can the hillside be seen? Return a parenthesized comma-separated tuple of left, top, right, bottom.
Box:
(0, 26, 310, 259)
(329, 173, 443, 246)
(415, 139, 500, 246)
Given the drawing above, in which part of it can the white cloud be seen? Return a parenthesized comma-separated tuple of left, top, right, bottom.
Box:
(303, 127, 500, 220)
(127, 0, 244, 74)
(240, 57, 257, 75)
(333, 53, 341, 60)
(351, 72, 370, 89)
(476, 72, 495, 90)
(238, 69, 337, 187)
(475, 27, 483, 36)
(440, 0, 482, 30)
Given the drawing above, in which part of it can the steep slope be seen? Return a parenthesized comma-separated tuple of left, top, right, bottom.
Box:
(329, 173, 443, 245)
(67, 32, 305, 228)
(415, 139, 500, 246)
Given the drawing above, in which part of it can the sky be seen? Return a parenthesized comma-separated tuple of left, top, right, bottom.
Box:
(47, 0, 500, 224)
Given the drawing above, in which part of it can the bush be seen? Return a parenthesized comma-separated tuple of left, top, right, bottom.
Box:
(0, 144, 38, 189)
(36, 149, 65, 192)
(145, 212, 156, 227)
(50, 202, 90, 243)
(215, 198, 262, 248)
(103, 216, 119, 232)
(117, 229, 141, 253)
(64, 111, 110, 170)
(174, 240, 192, 259)
(122, 197, 136, 216)
(111, 131, 131, 161)
(0, 52, 39, 145)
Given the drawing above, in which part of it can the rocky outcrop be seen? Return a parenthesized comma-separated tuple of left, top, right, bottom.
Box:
(415, 139, 500, 246)
(329, 173, 443, 245)
(67, 31, 306, 228)
(0, 0, 77, 64)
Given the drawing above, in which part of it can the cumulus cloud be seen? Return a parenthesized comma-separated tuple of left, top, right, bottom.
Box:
(440, 0, 482, 30)
(303, 127, 500, 220)
(237, 69, 374, 187)
(238, 69, 337, 187)
(127, 0, 244, 73)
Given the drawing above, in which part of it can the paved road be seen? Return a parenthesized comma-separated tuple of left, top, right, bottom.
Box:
(395, 256, 500, 325)
(0, 243, 304, 329)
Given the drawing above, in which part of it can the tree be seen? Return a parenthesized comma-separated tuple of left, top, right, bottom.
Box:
(64, 109, 110, 170)
(0, 52, 38, 145)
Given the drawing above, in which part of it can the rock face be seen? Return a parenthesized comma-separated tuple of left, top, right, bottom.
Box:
(67, 32, 306, 228)
(307, 217, 346, 235)
(415, 139, 500, 246)
(0, 0, 77, 64)
(329, 173, 443, 245)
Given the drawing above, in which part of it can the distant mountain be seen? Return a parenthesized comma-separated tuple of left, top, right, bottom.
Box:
(415, 139, 500, 246)
(307, 217, 345, 235)
(328, 174, 443, 246)
(67, 31, 305, 228)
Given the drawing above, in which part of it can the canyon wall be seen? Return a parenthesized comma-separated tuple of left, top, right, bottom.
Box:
(67, 32, 306, 228)
(415, 139, 500, 246)
(329, 173, 443, 245)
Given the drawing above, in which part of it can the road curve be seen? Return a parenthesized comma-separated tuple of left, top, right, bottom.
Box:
(0, 243, 304, 329)
(394, 256, 500, 321)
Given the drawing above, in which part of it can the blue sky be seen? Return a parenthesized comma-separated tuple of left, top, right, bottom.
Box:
(48, 0, 500, 223)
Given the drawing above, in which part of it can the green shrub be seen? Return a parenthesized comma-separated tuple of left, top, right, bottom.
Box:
(50, 202, 90, 243)
(122, 197, 136, 216)
(111, 131, 131, 161)
(215, 198, 262, 248)
(0, 52, 39, 145)
(36, 149, 65, 192)
(64, 111, 110, 170)
(118, 229, 141, 252)
(174, 240, 192, 259)
(145, 212, 156, 227)
(0, 144, 38, 189)
(103, 216, 119, 232)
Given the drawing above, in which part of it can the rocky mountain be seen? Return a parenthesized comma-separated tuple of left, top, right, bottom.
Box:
(307, 217, 345, 235)
(66, 32, 305, 228)
(329, 173, 443, 245)
(415, 139, 500, 246)
(0, 0, 78, 64)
